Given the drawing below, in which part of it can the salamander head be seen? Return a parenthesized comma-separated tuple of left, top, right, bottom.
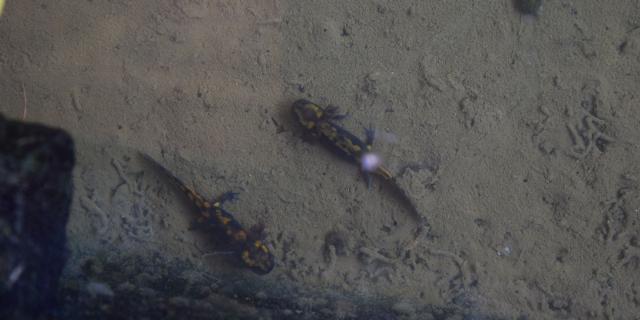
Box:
(240, 239, 275, 275)
(293, 99, 324, 129)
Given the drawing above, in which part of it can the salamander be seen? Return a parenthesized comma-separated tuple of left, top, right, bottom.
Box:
(140, 153, 274, 275)
(292, 99, 393, 185)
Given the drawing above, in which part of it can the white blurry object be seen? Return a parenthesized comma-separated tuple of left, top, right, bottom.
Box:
(361, 152, 382, 172)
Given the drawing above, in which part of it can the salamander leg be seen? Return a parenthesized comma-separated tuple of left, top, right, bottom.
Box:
(365, 126, 375, 146)
(325, 105, 348, 121)
(301, 130, 319, 144)
(363, 171, 373, 190)
(249, 222, 266, 240)
(188, 217, 209, 231)
(215, 191, 238, 205)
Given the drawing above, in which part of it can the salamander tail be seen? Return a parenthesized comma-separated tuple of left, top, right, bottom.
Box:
(375, 165, 393, 180)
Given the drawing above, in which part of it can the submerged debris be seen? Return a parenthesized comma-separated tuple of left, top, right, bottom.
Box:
(514, 0, 543, 16)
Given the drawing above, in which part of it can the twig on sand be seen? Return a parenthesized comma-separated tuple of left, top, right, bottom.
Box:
(21, 83, 27, 120)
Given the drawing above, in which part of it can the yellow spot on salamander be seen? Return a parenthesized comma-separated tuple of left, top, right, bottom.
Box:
(242, 250, 251, 261)
(0, 0, 5, 17)
(241, 250, 255, 266)
(215, 210, 231, 225)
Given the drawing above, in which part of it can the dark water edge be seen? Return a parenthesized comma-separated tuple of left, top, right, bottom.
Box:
(57, 253, 499, 320)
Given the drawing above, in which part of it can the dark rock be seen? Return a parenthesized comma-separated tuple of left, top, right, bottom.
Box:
(0, 114, 75, 318)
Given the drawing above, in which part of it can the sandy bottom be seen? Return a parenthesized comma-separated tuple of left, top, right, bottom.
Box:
(1, 1, 640, 318)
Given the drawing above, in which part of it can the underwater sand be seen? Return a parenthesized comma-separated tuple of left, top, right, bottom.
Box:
(1, 1, 640, 318)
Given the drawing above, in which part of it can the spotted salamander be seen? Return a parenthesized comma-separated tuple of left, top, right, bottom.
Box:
(293, 100, 432, 243)
(293, 99, 393, 185)
(140, 153, 274, 275)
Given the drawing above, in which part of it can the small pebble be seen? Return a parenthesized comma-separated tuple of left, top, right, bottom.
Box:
(86, 282, 114, 298)
(497, 245, 512, 257)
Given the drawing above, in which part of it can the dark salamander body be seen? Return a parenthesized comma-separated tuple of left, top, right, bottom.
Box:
(292, 99, 431, 242)
(141, 153, 274, 275)
(292, 99, 392, 182)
